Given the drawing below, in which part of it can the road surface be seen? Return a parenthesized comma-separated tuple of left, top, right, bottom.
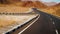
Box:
(21, 8, 56, 34)
(6, 8, 60, 34)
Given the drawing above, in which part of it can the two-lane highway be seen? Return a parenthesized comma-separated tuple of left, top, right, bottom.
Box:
(7, 8, 60, 34)
(21, 8, 56, 34)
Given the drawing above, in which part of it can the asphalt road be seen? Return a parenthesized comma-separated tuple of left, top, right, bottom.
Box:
(7, 8, 60, 34)
(21, 8, 56, 34)
(32, 8, 60, 34)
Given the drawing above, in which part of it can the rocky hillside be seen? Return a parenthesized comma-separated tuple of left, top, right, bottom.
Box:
(0, 0, 60, 17)
(0, 0, 21, 4)
(42, 3, 60, 17)
(0, 0, 47, 13)
(0, 0, 47, 8)
(42, 2, 58, 6)
(20, 1, 47, 9)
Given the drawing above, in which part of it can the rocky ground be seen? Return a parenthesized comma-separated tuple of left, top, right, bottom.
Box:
(0, 14, 38, 34)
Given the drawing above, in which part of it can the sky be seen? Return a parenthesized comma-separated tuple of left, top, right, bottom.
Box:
(22, 0, 60, 3)
(40, 0, 60, 3)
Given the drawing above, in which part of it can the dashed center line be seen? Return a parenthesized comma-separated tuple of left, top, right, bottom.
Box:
(50, 18, 52, 20)
(53, 21, 55, 24)
(56, 29, 59, 34)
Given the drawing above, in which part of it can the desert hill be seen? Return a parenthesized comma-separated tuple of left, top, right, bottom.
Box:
(43, 2, 58, 6)
(0, 0, 47, 13)
(42, 3, 60, 17)
(0, 0, 60, 17)
(20, 1, 47, 9)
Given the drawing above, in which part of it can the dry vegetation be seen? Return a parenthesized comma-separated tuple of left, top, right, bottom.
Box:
(0, 0, 60, 16)
(0, 15, 37, 28)
(42, 3, 60, 17)
(0, 6, 31, 13)
(0, 15, 38, 34)
(0, 1, 47, 13)
(0, 0, 60, 30)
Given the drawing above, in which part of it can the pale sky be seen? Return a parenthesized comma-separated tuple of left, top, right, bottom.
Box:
(22, 0, 60, 3)
(40, 0, 60, 3)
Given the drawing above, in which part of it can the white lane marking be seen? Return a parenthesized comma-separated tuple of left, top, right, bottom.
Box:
(53, 21, 55, 24)
(56, 29, 59, 34)
(50, 18, 52, 20)
(18, 15, 40, 34)
(50, 18, 55, 25)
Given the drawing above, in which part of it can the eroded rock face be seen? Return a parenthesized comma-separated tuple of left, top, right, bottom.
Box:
(0, 0, 9, 4)
(0, 0, 47, 8)
(17, 1, 47, 8)
(0, 0, 21, 4)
